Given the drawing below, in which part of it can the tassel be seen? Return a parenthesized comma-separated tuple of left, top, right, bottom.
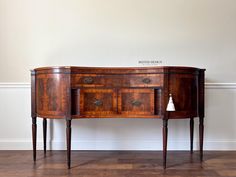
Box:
(166, 94, 175, 111)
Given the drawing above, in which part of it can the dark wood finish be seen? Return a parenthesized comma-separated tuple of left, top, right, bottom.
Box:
(66, 119, 72, 169)
(154, 89, 162, 115)
(33, 72, 71, 119)
(199, 69, 205, 162)
(32, 117, 36, 161)
(77, 88, 117, 116)
(190, 117, 194, 154)
(3, 151, 235, 177)
(71, 74, 163, 88)
(31, 71, 36, 118)
(199, 116, 204, 161)
(118, 88, 154, 115)
(162, 119, 168, 169)
(31, 66, 205, 169)
(199, 69, 205, 118)
(31, 71, 37, 161)
(168, 74, 198, 119)
(43, 118, 47, 155)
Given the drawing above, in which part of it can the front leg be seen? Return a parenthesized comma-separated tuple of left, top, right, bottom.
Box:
(162, 119, 168, 169)
(190, 117, 194, 154)
(32, 117, 37, 161)
(66, 119, 72, 169)
(43, 118, 47, 155)
(199, 116, 204, 161)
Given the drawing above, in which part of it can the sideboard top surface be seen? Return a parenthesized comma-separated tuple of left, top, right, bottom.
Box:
(31, 66, 205, 74)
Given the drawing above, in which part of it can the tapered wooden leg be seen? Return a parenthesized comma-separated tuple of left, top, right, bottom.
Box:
(66, 119, 72, 169)
(163, 119, 168, 169)
(43, 118, 47, 155)
(32, 117, 37, 161)
(199, 116, 204, 161)
(190, 117, 194, 154)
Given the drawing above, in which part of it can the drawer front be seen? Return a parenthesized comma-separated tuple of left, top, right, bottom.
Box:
(73, 89, 117, 116)
(71, 74, 162, 88)
(118, 89, 154, 115)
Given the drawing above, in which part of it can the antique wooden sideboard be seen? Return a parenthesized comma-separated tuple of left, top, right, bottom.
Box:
(31, 66, 205, 169)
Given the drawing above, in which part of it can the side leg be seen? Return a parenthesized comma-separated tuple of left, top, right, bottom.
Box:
(32, 117, 37, 161)
(43, 118, 47, 155)
(190, 117, 194, 154)
(199, 117, 204, 161)
(66, 119, 72, 169)
(163, 119, 168, 169)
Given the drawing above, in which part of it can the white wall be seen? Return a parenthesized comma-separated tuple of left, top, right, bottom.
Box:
(0, 0, 236, 82)
(0, 0, 236, 150)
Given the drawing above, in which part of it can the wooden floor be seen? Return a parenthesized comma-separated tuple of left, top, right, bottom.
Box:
(0, 151, 236, 177)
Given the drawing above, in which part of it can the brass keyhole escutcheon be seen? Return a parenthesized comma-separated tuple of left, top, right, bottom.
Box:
(83, 77, 94, 84)
(142, 78, 151, 84)
(94, 99, 103, 106)
(131, 100, 142, 106)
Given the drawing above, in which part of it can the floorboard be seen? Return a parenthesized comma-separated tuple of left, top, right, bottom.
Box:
(0, 151, 235, 177)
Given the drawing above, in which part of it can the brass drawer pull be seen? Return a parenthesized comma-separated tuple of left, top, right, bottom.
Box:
(94, 99, 103, 106)
(131, 100, 142, 106)
(83, 77, 93, 84)
(142, 78, 151, 84)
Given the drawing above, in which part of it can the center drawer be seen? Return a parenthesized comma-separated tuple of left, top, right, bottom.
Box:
(71, 74, 163, 88)
(72, 88, 156, 117)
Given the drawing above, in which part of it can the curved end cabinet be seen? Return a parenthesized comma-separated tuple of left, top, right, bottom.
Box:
(31, 66, 205, 169)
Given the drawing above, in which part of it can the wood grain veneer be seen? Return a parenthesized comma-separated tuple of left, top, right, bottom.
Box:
(31, 66, 205, 169)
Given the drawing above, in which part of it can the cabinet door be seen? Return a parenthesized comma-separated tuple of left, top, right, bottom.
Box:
(36, 74, 69, 118)
(73, 89, 117, 116)
(118, 89, 154, 115)
(168, 74, 198, 118)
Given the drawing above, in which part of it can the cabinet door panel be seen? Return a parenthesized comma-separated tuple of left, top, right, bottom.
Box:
(118, 89, 154, 115)
(36, 74, 69, 118)
(169, 74, 198, 118)
(73, 89, 117, 116)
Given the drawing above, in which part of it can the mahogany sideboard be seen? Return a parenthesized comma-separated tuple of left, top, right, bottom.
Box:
(31, 66, 205, 169)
